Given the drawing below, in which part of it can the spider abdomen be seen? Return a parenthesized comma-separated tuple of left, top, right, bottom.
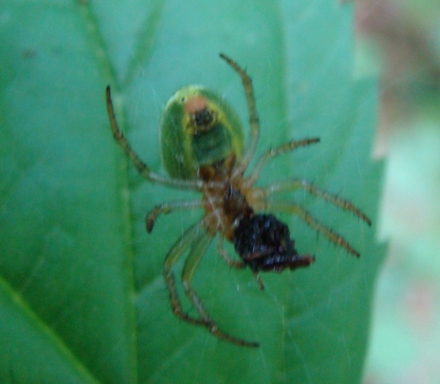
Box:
(160, 86, 245, 180)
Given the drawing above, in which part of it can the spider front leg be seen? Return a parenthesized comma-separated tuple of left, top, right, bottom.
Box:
(245, 138, 320, 187)
(258, 201, 361, 257)
(146, 199, 204, 232)
(219, 53, 260, 175)
(105, 86, 202, 191)
(164, 222, 259, 347)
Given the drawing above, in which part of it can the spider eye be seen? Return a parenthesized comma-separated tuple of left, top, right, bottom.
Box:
(159, 86, 245, 180)
(192, 108, 214, 129)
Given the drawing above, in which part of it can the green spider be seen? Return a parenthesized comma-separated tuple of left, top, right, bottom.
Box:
(105, 53, 371, 348)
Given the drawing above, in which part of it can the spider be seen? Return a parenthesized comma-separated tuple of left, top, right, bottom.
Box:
(105, 53, 371, 348)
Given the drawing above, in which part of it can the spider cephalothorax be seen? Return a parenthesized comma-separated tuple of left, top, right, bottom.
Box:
(198, 154, 315, 276)
(106, 53, 371, 348)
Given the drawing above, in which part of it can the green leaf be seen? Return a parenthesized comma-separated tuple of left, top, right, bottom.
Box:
(0, 1, 385, 383)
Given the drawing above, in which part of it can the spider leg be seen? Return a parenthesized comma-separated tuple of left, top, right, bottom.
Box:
(219, 54, 260, 176)
(250, 270, 265, 291)
(146, 199, 204, 232)
(164, 222, 207, 327)
(181, 231, 259, 348)
(164, 222, 259, 347)
(217, 236, 265, 290)
(217, 235, 245, 269)
(106, 86, 202, 191)
(245, 138, 320, 187)
(253, 179, 371, 225)
(257, 201, 361, 257)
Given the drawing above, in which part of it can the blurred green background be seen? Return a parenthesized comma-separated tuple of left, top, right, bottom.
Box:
(357, 0, 440, 383)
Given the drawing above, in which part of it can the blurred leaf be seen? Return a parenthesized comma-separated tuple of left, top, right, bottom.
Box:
(0, 0, 385, 383)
